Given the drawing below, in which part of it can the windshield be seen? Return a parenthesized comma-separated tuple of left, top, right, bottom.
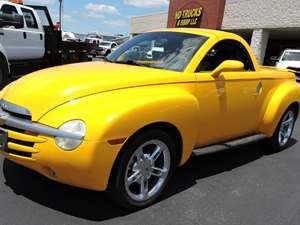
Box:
(107, 32, 208, 72)
(87, 34, 101, 38)
(282, 51, 300, 61)
(100, 42, 111, 46)
(103, 35, 116, 41)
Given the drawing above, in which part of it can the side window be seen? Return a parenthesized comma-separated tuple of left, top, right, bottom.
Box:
(21, 8, 38, 29)
(1, 4, 18, 15)
(35, 8, 50, 26)
(196, 40, 255, 72)
(0, 4, 23, 29)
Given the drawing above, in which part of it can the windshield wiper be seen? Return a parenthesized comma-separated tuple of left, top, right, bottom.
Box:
(123, 60, 147, 67)
(105, 58, 153, 68)
(119, 60, 155, 68)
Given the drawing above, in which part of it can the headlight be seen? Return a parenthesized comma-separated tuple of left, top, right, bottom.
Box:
(55, 120, 86, 151)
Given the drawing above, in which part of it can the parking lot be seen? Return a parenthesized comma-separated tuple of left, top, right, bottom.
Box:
(0, 121, 298, 225)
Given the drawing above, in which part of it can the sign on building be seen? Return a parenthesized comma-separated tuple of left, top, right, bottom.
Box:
(168, 0, 226, 30)
(175, 7, 203, 27)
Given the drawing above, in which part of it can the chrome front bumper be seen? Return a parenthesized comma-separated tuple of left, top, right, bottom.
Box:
(0, 100, 83, 140)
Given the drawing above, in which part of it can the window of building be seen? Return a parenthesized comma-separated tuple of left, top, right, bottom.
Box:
(21, 8, 38, 29)
(196, 39, 255, 72)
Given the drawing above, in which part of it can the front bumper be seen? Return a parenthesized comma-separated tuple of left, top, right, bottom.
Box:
(1, 138, 120, 191)
(0, 100, 121, 191)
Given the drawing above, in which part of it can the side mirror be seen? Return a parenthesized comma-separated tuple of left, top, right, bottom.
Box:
(211, 60, 244, 78)
(270, 56, 279, 62)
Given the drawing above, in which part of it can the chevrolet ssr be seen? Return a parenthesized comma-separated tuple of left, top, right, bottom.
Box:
(0, 28, 299, 209)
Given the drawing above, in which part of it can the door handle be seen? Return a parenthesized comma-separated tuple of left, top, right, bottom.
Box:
(0, 32, 4, 36)
(23, 32, 27, 39)
(217, 87, 226, 95)
(256, 82, 263, 95)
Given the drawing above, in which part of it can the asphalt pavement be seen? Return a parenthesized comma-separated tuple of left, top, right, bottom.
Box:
(0, 121, 300, 225)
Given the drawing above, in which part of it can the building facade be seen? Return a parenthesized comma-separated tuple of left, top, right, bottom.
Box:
(131, 0, 300, 65)
(131, 12, 168, 35)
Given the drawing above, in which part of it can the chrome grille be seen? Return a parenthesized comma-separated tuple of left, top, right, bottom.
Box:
(0, 100, 31, 120)
(0, 100, 83, 160)
(0, 101, 36, 159)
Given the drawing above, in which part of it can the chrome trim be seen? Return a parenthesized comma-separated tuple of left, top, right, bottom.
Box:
(192, 134, 267, 157)
(0, 108, 83, 140)
(0, 110, 9, 125)
(0, 100, 31, 117)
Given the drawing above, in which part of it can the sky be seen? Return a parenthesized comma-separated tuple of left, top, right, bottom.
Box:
(22, 0, 170, 35)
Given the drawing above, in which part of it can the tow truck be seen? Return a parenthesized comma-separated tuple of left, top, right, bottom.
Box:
(0, 0, 94, 86)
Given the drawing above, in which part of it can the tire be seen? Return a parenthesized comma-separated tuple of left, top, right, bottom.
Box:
(0, 57, 9, 89)
(266, 106, 297, 152)
(108, 129, 177, 210)
(105, 50, 111, 57)
(79, 54, 90, 62)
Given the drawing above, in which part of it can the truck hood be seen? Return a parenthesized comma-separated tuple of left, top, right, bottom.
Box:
(2, 62, 183, 121)
(277, 61, 300, 69)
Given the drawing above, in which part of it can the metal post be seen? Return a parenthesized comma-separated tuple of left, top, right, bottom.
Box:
(59, 0, 63, 31)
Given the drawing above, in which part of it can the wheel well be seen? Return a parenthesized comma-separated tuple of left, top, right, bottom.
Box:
(0, 52, 9, 74)
(108, 122, 183, 188)
(127, 122, 183, 165)
(289, 102, 299, 117)
(0, 52, 9, 88)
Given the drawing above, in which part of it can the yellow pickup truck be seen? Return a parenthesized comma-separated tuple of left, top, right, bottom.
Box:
(0, 28, 299, 209)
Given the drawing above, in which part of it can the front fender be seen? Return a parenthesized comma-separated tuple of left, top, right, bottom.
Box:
(0, 44, 8, 61)
(259, 81, 300, 136)
(0, 44, 9, 73)
(101, 90, 200, 166)
(39, 85, 200, 165)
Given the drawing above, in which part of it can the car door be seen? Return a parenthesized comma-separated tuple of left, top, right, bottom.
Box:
(0, 3, 25, 60)
(194, 39, 263, 147)
(20, 7, 44, 60)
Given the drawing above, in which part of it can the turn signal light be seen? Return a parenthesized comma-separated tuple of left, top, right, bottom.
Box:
(108, 138, 127, 145)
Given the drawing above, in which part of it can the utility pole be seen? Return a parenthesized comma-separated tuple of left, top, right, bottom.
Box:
(58, 0, 63, 31)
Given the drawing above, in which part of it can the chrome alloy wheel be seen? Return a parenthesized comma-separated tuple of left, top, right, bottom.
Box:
(278, 110, 295, 146)
(125, 140, 171, 202)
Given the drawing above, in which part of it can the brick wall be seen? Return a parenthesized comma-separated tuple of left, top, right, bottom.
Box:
(130, 12, 168, 34)
(222, 0, 300, 30)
